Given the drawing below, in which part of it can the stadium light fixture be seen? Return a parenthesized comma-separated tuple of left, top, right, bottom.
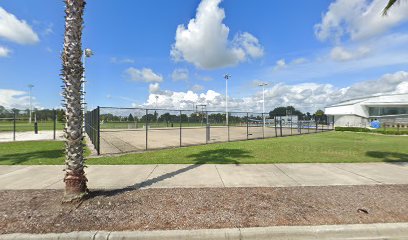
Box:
(224, 74, 231, 125)
(258, 82, 268, 127)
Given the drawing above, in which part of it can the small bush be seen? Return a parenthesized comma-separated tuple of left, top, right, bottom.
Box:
(335, 127, 370, 132)
(335, 127, 408, 135)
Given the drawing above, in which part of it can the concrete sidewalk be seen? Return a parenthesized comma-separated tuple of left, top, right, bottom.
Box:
(0, 162, 407, 190)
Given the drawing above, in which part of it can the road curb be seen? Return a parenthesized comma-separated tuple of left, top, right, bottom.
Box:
(1, 223, 408, 240)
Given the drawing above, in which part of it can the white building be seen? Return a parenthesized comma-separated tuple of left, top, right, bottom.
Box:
(325, 93, 408, 127)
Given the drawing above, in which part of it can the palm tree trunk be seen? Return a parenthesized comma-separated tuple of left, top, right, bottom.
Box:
(62, 0, 88, 202)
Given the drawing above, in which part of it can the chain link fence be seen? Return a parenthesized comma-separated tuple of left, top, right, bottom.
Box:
(0, 109, 65, 142)
(84, 107, 334, 155)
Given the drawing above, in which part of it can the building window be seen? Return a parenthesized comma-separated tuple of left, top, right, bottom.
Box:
(369, 107, 408, 116)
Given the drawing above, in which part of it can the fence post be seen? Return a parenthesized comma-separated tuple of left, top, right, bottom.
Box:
(290, 115, 293, 135)
(97, 106, 100, 155)
(300, 121, 302, 134)
(179, 110, 182, 147)
(206, 111, 209, 144)
(53, 109, 56, 140)
(13, 111, 16, 141)
(279, 116, 283, 137)
(227, 112, 230, 142)
(262, 113, 265, 139)
(145, 109, 148, 150)
(274, 117, 277, 137)
(247, 113, 249, 140)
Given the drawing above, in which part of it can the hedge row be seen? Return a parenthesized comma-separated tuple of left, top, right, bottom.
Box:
(335, 127, 408, 135)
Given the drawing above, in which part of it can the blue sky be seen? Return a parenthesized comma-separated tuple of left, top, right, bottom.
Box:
(0, 0, 408, 112)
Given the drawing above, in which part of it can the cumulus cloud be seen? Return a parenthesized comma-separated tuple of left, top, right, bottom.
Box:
(273, 59, 287, 71)
(125, 67, 163, 83)
(171, 68, 189, 81)
(273, 58, 309, 71)
(315, 0, 408, 42)
(149, 83, 160, 93)
(0, 46, 10, 57)
(330, 46, 371, 61)
(136, 71, 408, 112)
(191, 84, 205, 92)
(0, 7, 39, 44)
(0, 89, 33, 109)
(170, 0, 263, 69)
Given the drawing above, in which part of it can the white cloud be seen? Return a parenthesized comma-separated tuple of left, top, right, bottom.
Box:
(149, 83, 160, 93)
(136, 71, 408, 113)
(170, 0, 263, 69)
(171, 68, 189, 81)
(111, 57, 135, 64)
(0, 46, 10, 57)
(330, 46, 371, 61)
(267, 33, 408, 82)
(273, 59, 287, 71)
(315, 0, 408, 42)
(191, 84, 205, 92)
(0, 89, 33, 109)
(125, 67, 163, 83)
(0, 7, 39, 44)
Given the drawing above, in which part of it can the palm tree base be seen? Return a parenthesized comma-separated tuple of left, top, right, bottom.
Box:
(63, 173, 88, 203)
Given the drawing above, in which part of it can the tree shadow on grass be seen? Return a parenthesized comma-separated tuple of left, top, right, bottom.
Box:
(90, 148, 253, 198)
(0, 150, 64, 165)
(366, 151, 408, 166)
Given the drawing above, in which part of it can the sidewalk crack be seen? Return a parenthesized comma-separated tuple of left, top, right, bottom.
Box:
(274, 164, 301, 185)
(215, 165, 225, 187)
(333, 165, 383, 184)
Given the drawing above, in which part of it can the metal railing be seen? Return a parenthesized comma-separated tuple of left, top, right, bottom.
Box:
(0, 109, 63, 142)
(85, 107, 100, 155)
(84, 106, 333, 155)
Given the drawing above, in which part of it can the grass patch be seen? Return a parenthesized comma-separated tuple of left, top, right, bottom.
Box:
(0, 140, 91, 165)
(0, 121, 65, 132)
(88, 131, 408, 165)
(1, 132, 407, 165)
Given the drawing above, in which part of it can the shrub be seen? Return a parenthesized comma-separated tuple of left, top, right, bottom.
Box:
(335, 127, 408, 135)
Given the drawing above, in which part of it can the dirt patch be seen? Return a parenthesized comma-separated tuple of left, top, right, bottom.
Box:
(1, 185, 408, 234)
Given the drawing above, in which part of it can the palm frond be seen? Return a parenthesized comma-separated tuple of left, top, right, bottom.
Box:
(382, 0, 399, 16)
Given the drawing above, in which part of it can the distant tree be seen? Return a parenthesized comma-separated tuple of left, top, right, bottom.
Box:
(269, 106, 303, 117)
(128, 113, 134, 122)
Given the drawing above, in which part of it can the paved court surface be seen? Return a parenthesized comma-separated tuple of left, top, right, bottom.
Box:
(0, 130, 64, 142)
(0, 162, 407, 190)
(100, 126, 329, 154)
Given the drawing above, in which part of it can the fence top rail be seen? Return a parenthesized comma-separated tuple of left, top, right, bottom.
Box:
(98, 106, 268, 115)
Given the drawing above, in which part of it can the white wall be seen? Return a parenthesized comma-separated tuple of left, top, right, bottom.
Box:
(333, 115, 369, 127)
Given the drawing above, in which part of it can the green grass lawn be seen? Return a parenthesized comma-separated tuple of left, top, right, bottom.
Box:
(1, 131, 407, 165)
(0, 140, 90, 165)
(0, 121, 65, 132)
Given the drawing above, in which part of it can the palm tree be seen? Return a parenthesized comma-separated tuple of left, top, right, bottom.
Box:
(61, 0, 88, 202)
(383, 0, 399, 15)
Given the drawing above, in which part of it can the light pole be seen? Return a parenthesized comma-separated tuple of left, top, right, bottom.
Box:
(224, 74, 231, 125)
(28, 84, 34, 123)
(82, 48, 93, 131)
(258, 82, 268, 127)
